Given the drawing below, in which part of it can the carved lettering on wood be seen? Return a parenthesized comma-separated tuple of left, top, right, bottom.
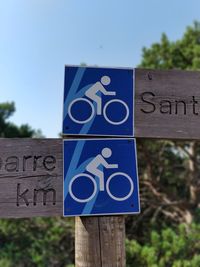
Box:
(135, 69, 200, 139)
(0, 139, 63, 218)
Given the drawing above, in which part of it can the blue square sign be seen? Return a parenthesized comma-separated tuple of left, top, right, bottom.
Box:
(63, 138, 140, 216)
(63, 66, 134, 136)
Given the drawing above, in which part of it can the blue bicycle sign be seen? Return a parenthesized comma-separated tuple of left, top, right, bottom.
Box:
(63, 66, 134, 136)
(63, 139, 140, 217)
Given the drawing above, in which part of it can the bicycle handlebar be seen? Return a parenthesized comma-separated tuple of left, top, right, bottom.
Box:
(109, 164, 119, 169)
(106, 91, 116, 96)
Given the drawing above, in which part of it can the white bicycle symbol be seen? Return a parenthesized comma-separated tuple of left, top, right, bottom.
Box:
(68, 75, 130, 125)
(69, 171, 134, 203)
(68, 98, 129, 125)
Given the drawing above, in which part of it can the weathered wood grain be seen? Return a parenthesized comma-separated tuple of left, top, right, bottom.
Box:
(99, 216, 126, 267)
(135, 68, 200, 139)
(75, 216, 125, 267)
(0, 138, 63, 218)
(75, 217, 101, 267)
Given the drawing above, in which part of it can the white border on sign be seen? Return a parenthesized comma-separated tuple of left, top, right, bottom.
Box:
(62, 137, 140, 217)
(62, 65, 135, 137)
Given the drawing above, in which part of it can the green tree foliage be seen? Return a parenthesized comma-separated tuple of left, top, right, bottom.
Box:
(126, 223, 200, 267)
(0, 218, 74, 267)
(140, 21, 200, 70)
(126, 21, 200, 265)
(2, 22, 200, 266)
(0, 103, 74, 266)
(0, 102, 34, 137)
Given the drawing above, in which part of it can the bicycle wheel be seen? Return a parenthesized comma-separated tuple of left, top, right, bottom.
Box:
(106, 172, 134, 201)
(69, 173, 97, 203)
(68, 98, 95, 124)
(103, 99, 129, 125)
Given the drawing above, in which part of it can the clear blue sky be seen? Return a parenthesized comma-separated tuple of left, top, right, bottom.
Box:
(1, 0, 200, 137)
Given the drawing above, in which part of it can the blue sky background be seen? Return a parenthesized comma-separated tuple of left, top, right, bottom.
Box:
(1, 0, 200, 137)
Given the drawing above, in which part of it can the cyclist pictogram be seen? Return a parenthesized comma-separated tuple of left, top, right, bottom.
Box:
(68, 147, 134, 203)
(63, 66, 134, 136)
(63, 138, 139, 216)
(68, 75, 130, 125)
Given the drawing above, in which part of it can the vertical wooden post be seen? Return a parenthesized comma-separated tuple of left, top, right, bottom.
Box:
(75, 216, 126, 267)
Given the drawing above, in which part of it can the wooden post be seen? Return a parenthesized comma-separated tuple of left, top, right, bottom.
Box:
(75, 216, 126, 267)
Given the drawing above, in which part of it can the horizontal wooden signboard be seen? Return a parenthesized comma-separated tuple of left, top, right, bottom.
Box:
(135, 68, 200, 139)
(0, 139, 63, 218)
